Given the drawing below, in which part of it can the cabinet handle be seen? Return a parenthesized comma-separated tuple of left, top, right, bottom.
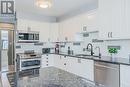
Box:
(60, 56, 62, 59)
(64, 63, 66, 66)
(108, 32, 110, 38)
(78, 59, 81, 63)
(111, 32, 113, 38)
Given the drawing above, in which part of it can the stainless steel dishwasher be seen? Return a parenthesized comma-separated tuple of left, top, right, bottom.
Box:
(94, 61, 120, 87)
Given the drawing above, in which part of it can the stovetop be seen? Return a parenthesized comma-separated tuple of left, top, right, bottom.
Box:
(17, 53, 42, 59)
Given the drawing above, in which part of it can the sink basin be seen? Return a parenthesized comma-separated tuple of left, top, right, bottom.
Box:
(75, 54, 100, 58)
(76, 54, 91, 56)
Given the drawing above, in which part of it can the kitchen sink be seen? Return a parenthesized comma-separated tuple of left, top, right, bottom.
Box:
(75, 54, 92, 57)
(75, 54, 100, 58)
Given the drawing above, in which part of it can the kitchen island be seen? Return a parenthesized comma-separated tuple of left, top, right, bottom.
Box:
(7, 67, 103, 87)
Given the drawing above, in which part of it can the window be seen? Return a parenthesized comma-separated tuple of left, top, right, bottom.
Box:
(1, 30, 8, 49)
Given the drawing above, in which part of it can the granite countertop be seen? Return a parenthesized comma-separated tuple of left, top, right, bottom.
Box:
(8, 67, 103, 87)
(43, 53, 130, 66)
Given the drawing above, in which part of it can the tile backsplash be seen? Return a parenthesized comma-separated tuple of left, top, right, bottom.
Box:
(16, 43, 43, 54)
(58, 32, 130, 59)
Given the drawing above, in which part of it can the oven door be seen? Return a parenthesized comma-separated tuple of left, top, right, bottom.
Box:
(20, 59, 41, 71)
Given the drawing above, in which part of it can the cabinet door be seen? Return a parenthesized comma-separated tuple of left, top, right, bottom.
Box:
(98, 0, 124, 40)
(67, 57, 94, 81)
(41, 55, 49, 68)
(59, 23, 72, 42)
(50, 23, 59, 42)
(53, 55, 61, 68)
(120, 65, 130, 87)
(59, 56, 67, 71)
(79, 59, 94, 81)
(82, 10, 98, 32)
(48, 54, 54, 66)
(67, 57, 80, 75)
(59, 19, 82, 42)
(42, 54, 54, 68)
(36, 23, 50, 42)
(124, 0, 130, 39)
(17, 19, 28, 30)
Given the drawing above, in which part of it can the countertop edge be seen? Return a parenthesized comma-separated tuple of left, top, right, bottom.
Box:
(42, 53, 130, 66)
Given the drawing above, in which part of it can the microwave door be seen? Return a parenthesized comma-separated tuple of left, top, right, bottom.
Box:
(35, 34, 39, 40)
(24, 33, 29, 40)
(18, 33, 24, 40)
(28, 34, 34, 40)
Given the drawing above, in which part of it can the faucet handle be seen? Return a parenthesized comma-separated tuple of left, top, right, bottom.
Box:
(95, 46, 101, 58)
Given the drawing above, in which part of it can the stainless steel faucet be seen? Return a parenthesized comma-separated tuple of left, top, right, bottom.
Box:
(95, 46, 101, 58)
(86, 43, 94, 56)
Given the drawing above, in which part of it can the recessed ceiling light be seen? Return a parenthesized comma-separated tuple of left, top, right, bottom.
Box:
(36, 0, 52, 8)
(39, 4, 49, 8)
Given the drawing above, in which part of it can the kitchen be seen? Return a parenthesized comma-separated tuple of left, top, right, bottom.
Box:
(0, 0, 130, 87)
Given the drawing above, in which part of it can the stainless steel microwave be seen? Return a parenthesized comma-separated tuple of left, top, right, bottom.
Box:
(17, 30, 39, 43)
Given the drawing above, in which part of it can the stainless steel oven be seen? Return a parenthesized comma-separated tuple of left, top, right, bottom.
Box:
(16, 52, 42, 71)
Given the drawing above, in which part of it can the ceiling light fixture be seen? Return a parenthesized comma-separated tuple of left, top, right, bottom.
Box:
(36, 0, 52, 8)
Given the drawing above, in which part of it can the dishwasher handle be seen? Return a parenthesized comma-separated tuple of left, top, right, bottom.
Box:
(94, 64, 119, 70)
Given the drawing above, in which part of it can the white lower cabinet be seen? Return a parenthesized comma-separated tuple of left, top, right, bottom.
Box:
(67, 57, 94, 81)
(79, 58, 94, 81)
(53, 55, 62, 69)
(54, 55, 68, 71)
(43, 54, 94, 81)
(120, 65, 130, 87)
(42, 54, 54, 68)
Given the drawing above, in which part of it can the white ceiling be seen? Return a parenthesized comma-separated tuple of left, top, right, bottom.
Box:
(15, 0, 97, 17)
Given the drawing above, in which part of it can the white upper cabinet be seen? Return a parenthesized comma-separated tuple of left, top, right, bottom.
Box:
(124, 0, 130, 38)
(59, 20, 82, 42)
(58, 11, 98, 42)
(50, 23, 59, 42)
(82, 10, 98, 32)
(98, 0, 126, 40)
(17, 19, 51, 42)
